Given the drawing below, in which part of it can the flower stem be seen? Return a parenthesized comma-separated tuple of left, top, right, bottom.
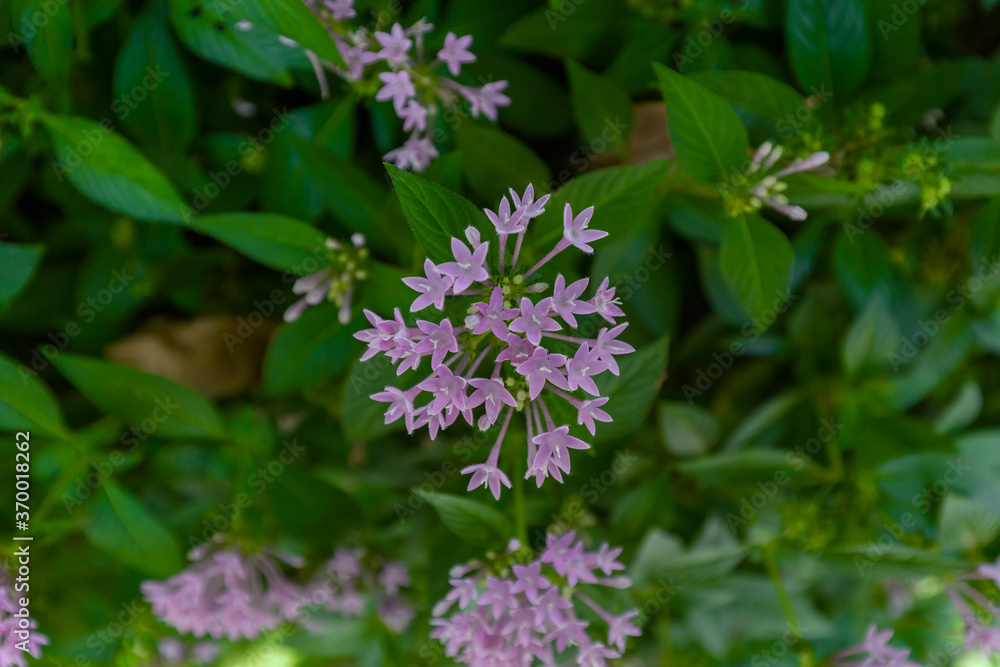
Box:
(514, 452, 527, 544)
(761, 544, 802, 640)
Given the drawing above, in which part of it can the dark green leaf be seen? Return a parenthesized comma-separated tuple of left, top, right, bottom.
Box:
(786, 0, 871, 95)
(188, 212, 329, 274)
(11, 0, 73, 82)
(0, 242, 43, 311)
(454, 123, 552, 203)
(41, 114, 186, 223)
(84, 480, 183, 577)
(114, 4, 197, 149)
(416, 490, 511, 546)
(0, 352, 70, 440)
(53, 354, 224, 440)
(566, 60, 632, 155)
(262, 304, 359, 396)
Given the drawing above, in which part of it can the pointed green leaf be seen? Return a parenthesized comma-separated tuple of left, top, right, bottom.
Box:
(385, 163, 492, 265)
(566, 59, 632, 155)
(417, 490, 511, 546)
(41, 114, 186, 223)
(53, 354, 224, 440)
(85, 480, 183, 577)
(0, 243, 44, 311)
(786, 0, 871, 95)
(188, 213, 329, 274)
(0, 353, 69, 440)
(653, 63, 748, 184)
(719, 215, 794, 319)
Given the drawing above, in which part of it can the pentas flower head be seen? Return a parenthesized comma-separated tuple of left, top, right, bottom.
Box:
(304, 547, 415, 634)
(829, 625, 921, 667)
(141, 540, 307, 641)
(0, 583, 47, 667)
(285, 234, 368, 324)
(431, 533, 640, 666)
(720, 141, 831, 221)
(355, 185, 635, 498)
(247, 4, 508, 172)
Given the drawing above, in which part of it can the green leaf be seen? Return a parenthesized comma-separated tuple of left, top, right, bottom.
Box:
(11, 0, 73, 82)
(594, 337, 669, 442)
(786, 0, 871, 95)
(188, 213, 329, 274)
(719, 215, 794, 320)
(687, 70, 804, 125)
(531, 160, 672, 250)
(498, 0, 629, 65)
(658, 402, 720, 458)
(416, 490, 511, 546)
(240, 0, 344, 66)
(823, 545, 970, 578)
(566, 60, 632, 156)
(0, 352, 69, 440)
(84, 480, 182, 577)
(113, 4, 196, 149)
(934, 382, 983, 434)
(833, 230, 894, 311)
(341, 357, 415, 442)
(41, 114, 186, 223)
(867, 0, 921, 82)
(294, 137, 402, 254)
(53, 354, 224, 440)
(939, 495, 1000, 553)
(0, 243, 43, 311)
(632, 528, 748, 585)
(168, 0, 292, 85)
(841, 291, 900, 379)
(454, 123, 552, 203)
(262, 304, 359, 396)
(677, 449, 826, 488)
(653, 63, 748, 184)
(385, 163, 491, 265)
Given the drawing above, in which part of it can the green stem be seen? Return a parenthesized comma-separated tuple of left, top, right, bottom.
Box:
(513, 455, 527, 545)
(72, 0, 91, 61)
(761, 544, 802, 639)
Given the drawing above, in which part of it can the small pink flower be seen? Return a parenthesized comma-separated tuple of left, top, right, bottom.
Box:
(565, 344, 608, 396)
(438, 237, 490, 293)
(437, 32, 476, 76)
(517, 347, 569, 399)
(402, 259, 453, 311)
(591, 277, 624, 323)
(373, 23, 412, 67)
(399, 99, 428, 132)
(472, 287, 519, 340)
(375, 70, 415, 110)
(509, 297, 560, 346)
(562, 203, 606, 253)
(578, 398, 611, 436)
(551, 275, 596, 328)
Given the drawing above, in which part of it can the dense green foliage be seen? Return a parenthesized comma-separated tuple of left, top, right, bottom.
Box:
(1, 0, 1000, 665)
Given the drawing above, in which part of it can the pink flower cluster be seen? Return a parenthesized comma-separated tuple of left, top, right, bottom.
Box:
(0, 584, 47, 667)
(431, 533, 640, 666)
(141, 541, 307, 641)
(305, 547, 415, 634)
(829, 625, 920, 667)
(941, 556, 1000, 658)
(154, 638, 219, 666)
(249, 0, 510, 172)
(355, 184, 634, 498)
